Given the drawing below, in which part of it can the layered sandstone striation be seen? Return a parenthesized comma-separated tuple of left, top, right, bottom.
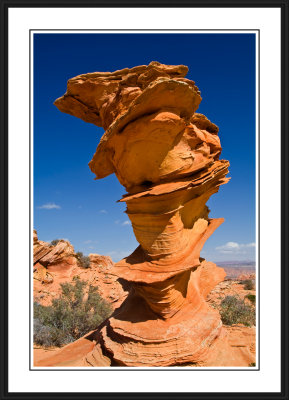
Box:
(33, 231, 127, 308)
(54, 61, 232, 366)
(33, 230, 78, 288)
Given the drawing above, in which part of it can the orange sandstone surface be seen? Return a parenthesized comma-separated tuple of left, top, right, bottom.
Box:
(38, 61, 256, 367)
(33, 230, 127, 308)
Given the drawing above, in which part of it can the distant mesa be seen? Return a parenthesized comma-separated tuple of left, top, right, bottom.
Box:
(219, 262, 256, 280)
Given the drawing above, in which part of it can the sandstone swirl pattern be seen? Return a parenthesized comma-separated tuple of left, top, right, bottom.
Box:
(55, 61, 230, 366)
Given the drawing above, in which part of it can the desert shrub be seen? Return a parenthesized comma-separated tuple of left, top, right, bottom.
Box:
(219, 295, 255, 327)
(249, 362, 256, 367)
(76, 251, 90, 268)
(33, 318, 73, 347)
(243, 279, 255, 290)
(246, 294, 256, 305)
(50, 239, 60, 246)
(34, 279, 112, 348)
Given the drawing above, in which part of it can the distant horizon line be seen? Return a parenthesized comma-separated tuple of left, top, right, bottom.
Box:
(213, 260, 255, 265)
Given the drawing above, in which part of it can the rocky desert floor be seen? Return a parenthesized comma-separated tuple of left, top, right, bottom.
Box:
(33, 230, 256, 368)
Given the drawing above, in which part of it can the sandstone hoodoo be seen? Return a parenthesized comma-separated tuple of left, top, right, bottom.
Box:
(55, 62, 231, 366)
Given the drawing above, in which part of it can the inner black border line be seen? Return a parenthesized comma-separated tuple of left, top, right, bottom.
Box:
(29, 28, 260, 372)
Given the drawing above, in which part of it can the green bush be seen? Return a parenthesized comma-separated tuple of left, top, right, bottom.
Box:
(219, 295, 255, 327)
(246, 294, 256, 305)
(50, 239, 60, 246)
(33, 318, 73, 347)
(34, 279, 112, 348)
(243, 279, 255, 290)
(76, 251, 90, 268)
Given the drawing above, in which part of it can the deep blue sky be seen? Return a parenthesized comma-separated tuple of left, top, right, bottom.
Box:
(33, 33, 256, 262)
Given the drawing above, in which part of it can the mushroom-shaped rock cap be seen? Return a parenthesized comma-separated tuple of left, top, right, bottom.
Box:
(54, 62, 202, 182)
(54, 61, 190, 128)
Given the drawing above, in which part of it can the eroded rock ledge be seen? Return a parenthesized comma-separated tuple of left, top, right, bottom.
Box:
(54, 61, 231, 367)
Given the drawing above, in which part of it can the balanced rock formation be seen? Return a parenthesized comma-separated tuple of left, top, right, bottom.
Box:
(55, 61, 230, 366)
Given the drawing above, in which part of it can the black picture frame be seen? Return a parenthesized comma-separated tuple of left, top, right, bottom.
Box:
(0, 1, 288, 399)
